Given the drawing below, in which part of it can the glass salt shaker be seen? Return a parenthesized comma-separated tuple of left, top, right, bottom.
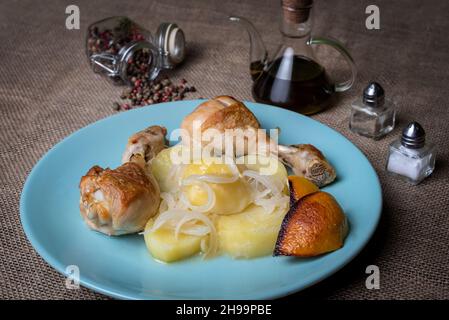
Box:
(386, 122, 436, 185)
(349, 82, 396, 139)
(86, 16, 185, 85)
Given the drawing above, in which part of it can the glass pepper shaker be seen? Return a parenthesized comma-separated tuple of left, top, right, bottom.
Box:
(386, 122, 436, 185)
(86, 16, 185, 85)
(349, 82, 396, 139)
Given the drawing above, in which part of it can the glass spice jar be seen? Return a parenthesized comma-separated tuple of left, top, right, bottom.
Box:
(86, 16, 185, 85)
(349, 82, 396, 140)
(386, 122, 436, 185)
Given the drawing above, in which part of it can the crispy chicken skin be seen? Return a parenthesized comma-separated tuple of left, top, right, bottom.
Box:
(181, 96, 260, 134)
(180, 96, 261, 156)
(79, 162, 160, 236)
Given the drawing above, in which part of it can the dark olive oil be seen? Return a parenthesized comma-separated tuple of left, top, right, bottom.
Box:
(251, 55, 334, 115)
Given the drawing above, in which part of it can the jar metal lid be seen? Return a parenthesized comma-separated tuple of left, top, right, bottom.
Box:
(155, 23, 186, 69)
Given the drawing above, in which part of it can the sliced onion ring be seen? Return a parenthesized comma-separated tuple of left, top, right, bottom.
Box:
(242, 170, 284, 196)
(180, 180, 216, 213)
(143, 209, 218, 258)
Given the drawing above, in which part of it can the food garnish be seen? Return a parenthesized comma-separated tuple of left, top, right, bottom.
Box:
(274, 176, 348, 257)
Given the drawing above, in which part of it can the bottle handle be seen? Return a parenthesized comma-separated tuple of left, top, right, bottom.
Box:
(308, 36, 357, 93)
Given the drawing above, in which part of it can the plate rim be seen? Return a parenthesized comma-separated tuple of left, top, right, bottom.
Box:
(20, 99, 383, 300)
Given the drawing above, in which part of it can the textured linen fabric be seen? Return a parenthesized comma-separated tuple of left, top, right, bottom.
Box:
(0, 0, 448, 299)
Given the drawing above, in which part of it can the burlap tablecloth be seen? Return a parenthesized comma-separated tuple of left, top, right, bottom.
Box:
(1, 0, 448, 300)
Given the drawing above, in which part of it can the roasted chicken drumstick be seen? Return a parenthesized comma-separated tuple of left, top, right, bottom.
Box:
(79, 161, 160, 236)
(180, 96, 336, 187)
(79, 125, 166, 236)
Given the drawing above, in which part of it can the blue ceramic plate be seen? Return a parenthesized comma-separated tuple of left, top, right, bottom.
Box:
(20, 100, 382, 300)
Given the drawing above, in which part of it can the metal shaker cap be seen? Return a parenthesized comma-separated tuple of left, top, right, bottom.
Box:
(401, 122, 426, 149)
(155, 23, 186, 69)
(363, 82, 385, 107)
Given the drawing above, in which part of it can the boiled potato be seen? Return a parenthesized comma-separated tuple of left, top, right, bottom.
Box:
(151, 145, 182, 192)
(217, 204, 288, 258)
(238, 154, 287, 178)
(149, 151, 290, 261)
(144, 218, 202, 263)
(182, 159, 252, 215)
(237, 154, 288, 194)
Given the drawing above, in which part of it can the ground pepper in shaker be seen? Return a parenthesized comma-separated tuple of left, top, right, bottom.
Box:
(386, 122, 436, 185)
(349, 82, 396, 139)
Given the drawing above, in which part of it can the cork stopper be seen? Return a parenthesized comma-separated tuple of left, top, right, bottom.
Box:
(282, 0, 313, 24)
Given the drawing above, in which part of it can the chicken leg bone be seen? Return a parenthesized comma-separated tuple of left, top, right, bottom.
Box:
(277, 144, 336, 187)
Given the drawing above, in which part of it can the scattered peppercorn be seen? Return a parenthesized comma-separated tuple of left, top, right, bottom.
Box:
(112, 102, 121, 111)
(117, 76, 197, 110)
